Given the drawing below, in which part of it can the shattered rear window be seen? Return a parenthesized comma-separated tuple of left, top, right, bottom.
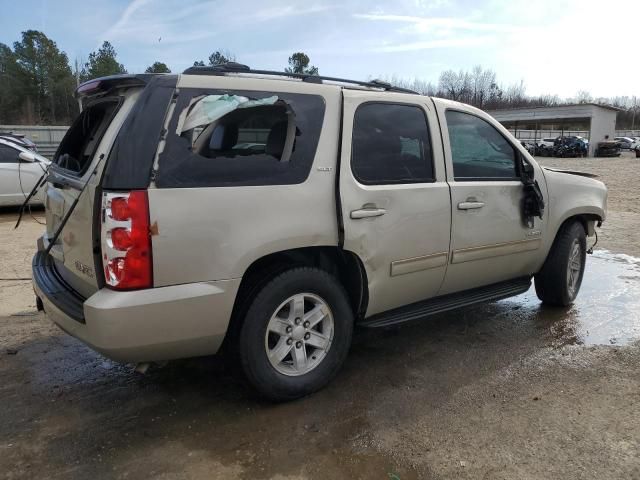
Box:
(156, 89, 325, 188)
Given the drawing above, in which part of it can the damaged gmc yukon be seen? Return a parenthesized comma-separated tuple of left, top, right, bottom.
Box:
(32, 64, 607, 401)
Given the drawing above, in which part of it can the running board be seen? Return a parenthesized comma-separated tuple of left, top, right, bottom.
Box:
(360, 277, 532, 328)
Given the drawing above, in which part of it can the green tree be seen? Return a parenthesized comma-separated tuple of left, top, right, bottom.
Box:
(208, 50, 235, 66)
(12, 30, 77, 124)
(193, 60, 205, 67)
(0, 43, 23, 124)
(81, 41, 126, 81)
(145, 61, 171, 73)
(284, 52, 318, 75)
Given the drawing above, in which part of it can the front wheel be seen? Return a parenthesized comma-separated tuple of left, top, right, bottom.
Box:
(534, 221, 587, 306)
(238, 267, 354, 401)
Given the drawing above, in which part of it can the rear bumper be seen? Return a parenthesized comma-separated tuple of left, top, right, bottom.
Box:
(33, 251, 241, 363)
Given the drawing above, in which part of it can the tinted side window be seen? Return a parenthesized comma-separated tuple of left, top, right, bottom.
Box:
(0, 144, 18, 163)
(446, 110, 517, 181)
(157, 90, 325, 188)
(351, 103, 434, 184)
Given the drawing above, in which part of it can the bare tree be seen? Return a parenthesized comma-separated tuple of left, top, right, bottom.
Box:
(438, 70, 470, 101)
(574, 90, 593, 104)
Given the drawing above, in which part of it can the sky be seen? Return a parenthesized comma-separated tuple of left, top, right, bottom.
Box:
(1, 0, 639, 99)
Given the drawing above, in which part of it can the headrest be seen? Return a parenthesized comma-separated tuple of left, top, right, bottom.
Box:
(265, 121, 288, 159)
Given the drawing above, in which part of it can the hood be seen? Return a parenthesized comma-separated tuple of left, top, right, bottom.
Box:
(542, 167, 599, 179)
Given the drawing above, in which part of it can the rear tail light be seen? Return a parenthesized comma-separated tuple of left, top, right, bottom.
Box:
(101, 191, 152, 290)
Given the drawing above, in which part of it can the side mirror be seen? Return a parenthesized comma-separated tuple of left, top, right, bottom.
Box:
(521, 159, 534, 183)
(18, 151, 37, 163)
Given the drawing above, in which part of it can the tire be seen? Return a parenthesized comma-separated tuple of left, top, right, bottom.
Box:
(238, 267, 354, 401)
(534, 221, 587, 306)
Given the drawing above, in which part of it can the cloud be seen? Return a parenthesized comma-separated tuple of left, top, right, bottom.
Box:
(372, 36, 492, 52)
(100, 0, 337, 47)
(354, 13, 528, 34)
(351, 11, 521, 53)
(101, 0, 154, 45)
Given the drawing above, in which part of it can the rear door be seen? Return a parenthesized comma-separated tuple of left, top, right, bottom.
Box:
(44, 91, 141, 297)
(339, 90, 451, 317)
(434, 100, 546, 295)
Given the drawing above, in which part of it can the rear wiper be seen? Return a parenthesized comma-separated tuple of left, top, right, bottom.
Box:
(44, 153, 106, 255)
(14, 164, 51, 230)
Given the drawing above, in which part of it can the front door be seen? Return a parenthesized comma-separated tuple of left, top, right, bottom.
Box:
(434, 101, 546, 295)
(339, 91, 451, 317)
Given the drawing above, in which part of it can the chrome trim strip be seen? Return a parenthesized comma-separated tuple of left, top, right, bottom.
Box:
(451, 238, 541, 264)
(390, 252, 449, 277)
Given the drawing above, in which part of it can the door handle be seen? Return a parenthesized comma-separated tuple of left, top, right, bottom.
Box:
(458, 201, 485, 210)
(350, 206, 387, 219)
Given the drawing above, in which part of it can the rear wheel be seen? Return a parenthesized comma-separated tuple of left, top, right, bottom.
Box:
(238, 267, 353, 401)
(535, 221, 586, 306)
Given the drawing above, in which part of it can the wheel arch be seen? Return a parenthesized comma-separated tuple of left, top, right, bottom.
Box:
(220, 246, 369, 352)
(539, 211, 602, 274)
(554, 210, 603, 239)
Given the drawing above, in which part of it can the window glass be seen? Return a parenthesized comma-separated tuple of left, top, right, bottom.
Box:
(446, 110, 517, 180)
(157, 90, 325, 188)
(53, 99, 120, 175)
(351, 103, 434, 184)
(0, 144, 18, 163)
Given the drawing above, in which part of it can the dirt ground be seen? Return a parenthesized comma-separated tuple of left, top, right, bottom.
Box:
(1, 154, 640, 480)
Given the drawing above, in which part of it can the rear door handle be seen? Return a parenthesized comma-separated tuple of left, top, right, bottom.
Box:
(458, 201, 485, 210)
(350, 206, 387, 219)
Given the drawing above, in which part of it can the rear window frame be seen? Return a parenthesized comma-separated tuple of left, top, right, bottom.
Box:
(50, 96, 123, 179)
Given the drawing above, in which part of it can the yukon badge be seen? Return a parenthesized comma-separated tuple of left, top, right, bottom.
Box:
(74, 260, 94, 278)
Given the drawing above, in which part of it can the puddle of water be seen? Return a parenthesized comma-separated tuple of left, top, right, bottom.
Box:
(504, 249, 640, 346)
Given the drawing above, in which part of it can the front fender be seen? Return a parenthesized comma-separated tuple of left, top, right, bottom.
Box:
(539, 168, 607, 261)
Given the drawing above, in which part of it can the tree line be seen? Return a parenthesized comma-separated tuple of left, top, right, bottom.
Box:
(385, 67, 639, 129)
(0, 30, 319, 125)
(0, 30, 637, 128)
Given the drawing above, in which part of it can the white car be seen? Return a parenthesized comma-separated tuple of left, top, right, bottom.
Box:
(614, 137, 636, 150)
(0, 138, 50, 207)
(537, 137, 557, 148)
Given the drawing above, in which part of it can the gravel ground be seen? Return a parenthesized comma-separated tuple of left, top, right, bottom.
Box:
(1, 154, 639, 480)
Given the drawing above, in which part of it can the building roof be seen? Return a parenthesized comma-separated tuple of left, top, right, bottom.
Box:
(488, 103, 623, 114)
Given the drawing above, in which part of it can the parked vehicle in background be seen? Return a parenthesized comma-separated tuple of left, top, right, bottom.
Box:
(0, 138, 49, 206)
(553, 136, 588, 158)
(32, 66, 607, 401)
(538, 137, 556, 148)
(595, 141, 621, 157)
(614, 137, 636, 150)
(0, 133, 38, 152)
(536, 137, 557, 157)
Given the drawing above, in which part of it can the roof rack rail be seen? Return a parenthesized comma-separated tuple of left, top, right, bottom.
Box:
(181, 64, 419, 95)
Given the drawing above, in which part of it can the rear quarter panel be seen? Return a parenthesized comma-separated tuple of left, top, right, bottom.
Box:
(148, 80, 342, 286)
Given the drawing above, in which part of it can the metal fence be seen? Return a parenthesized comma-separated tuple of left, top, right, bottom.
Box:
(507, 129, 591, 142)
(0, 125, 68, 157)
(615, 130, 640, 138)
